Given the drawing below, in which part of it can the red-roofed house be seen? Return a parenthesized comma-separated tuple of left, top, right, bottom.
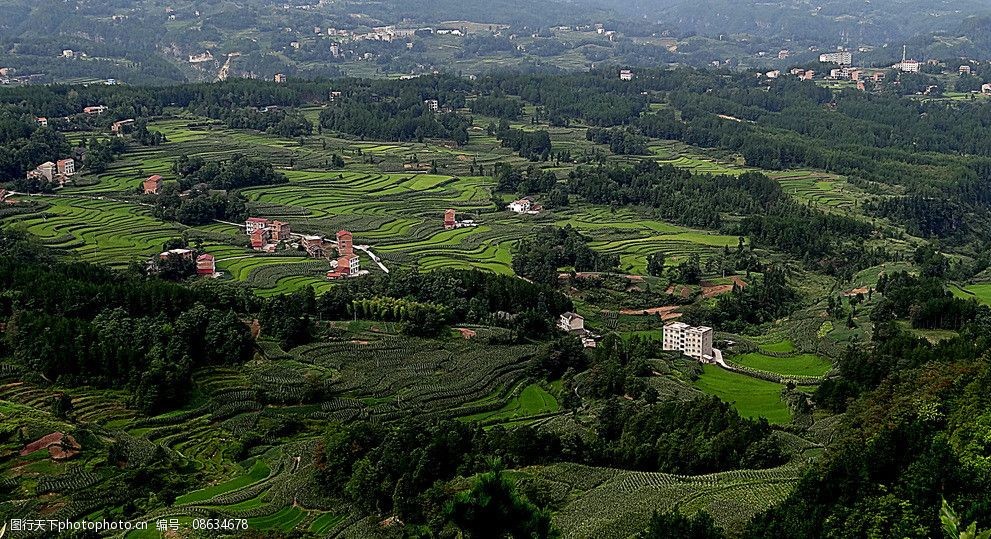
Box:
(250, 229, 269, 250)
(444, 209, 456, 229)
(196, 253, 216, 276)
(36, 117, 48, 127)
(143, 175, 163, 194)
(327, 253, 359, 279)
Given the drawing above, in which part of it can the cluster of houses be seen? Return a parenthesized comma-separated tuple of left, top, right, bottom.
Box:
(26, 158, 75, 187)
(245, 217, 292, 251)
(443, 209, 478, 230)
(242, 218, 364, 279)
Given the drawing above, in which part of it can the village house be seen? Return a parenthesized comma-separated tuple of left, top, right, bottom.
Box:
(558, 312, 585, 333)
(662, 322, 714, 361)
(983, 84, 991, 95)
(250, 229, 271, 250)
(508, 199, 532, 214)
(327, 230, 360, 279)
(159, 248, 195, 261)
(274, 73, 287, 83)
(111, 119, 135, 135)
(36, 117, 48, 127)
(196, 253, 216, 276)
(960, 65, 972, 75)
(83, 105, 108, 115)
(143, 175, 164, 194)
(300, 235, 325, 258)
(444, 209, 457, 229)
(270, 220, 292, 241)
(424, 99, 440, 112)
(619, 69, 634, 81)
(57, 158, 74, 177)
(245, 217, 270, 235)
(27, 161, 56, 182)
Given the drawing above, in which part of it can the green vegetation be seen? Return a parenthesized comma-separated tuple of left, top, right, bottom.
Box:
(732, 352, 832, 377)
(693, 365, 792, 425)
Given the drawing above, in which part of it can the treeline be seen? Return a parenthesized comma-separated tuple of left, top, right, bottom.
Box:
(319, 98, 470, 144)
(0, 231, 255, 412)
(494, 119, 552, 160)
(470, 94, 523, 120)
(211, 106, 313, 138)
(261, 269, 574, 346)
(586, 127, 648, 155)
(151, 154, 286, 225)
(318, 394, 782, 535)
(513, 226, 619, 286)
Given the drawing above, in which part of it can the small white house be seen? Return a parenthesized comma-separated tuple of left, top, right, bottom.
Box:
(508, 199, 532, 214)
(558, 312, 584, 333)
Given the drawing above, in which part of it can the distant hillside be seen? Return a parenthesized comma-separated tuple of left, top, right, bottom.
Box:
(586, 0, 991, 44)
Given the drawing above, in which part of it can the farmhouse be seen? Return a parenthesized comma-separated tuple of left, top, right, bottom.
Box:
(143, 175, 164, 194)
(250, 229, 271, 250)
(159, 248, 194, 261)
(508, 198, 541, 215)
(327, 230, 360, 278)
(83, 105, 108, 115)
(619, 69, 634, 81)
(662, 322, 714, 361)
(111, 119, 135, 135)
(444, 209, 457, 229)
(300, 235, 326, 258)
(274, 73, 287, 83)
(196, 253, 216, 276)
(558, 312, 585, 333)
(245, 217, 270, 235)
(57, 158, 75, 177)
(36, 117, 47, 127)
(270, 220, 292, 240)
(983, 84, 991, 95)
(424, 99, 440, 112)
(27, 161, 56, 182)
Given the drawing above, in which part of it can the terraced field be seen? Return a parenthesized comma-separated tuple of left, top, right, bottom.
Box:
(731, 352, 832, 377)
(523, 460, 804, 538)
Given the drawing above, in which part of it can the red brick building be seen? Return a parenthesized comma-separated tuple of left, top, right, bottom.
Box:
(196, 253, 216, 276)
(336, 230, 354, 257)
(143, 175, 163, 194)
(270, 220, 292, 241)
(444, 209, 456, 229)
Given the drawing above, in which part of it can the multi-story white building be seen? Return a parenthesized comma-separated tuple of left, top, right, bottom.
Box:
(819, 51, 852, 65)
(662, 322, 714, 361)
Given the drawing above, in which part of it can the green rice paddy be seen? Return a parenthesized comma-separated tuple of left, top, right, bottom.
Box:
(694, 365, 792, 425)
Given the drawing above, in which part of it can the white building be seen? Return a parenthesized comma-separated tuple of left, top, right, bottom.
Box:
(619, 69, 634, 81)
(662, 322, 714, 361)
(819, 51, 852, 65)
(558, 312, 584, 333)
(508, 199, 532, 213)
